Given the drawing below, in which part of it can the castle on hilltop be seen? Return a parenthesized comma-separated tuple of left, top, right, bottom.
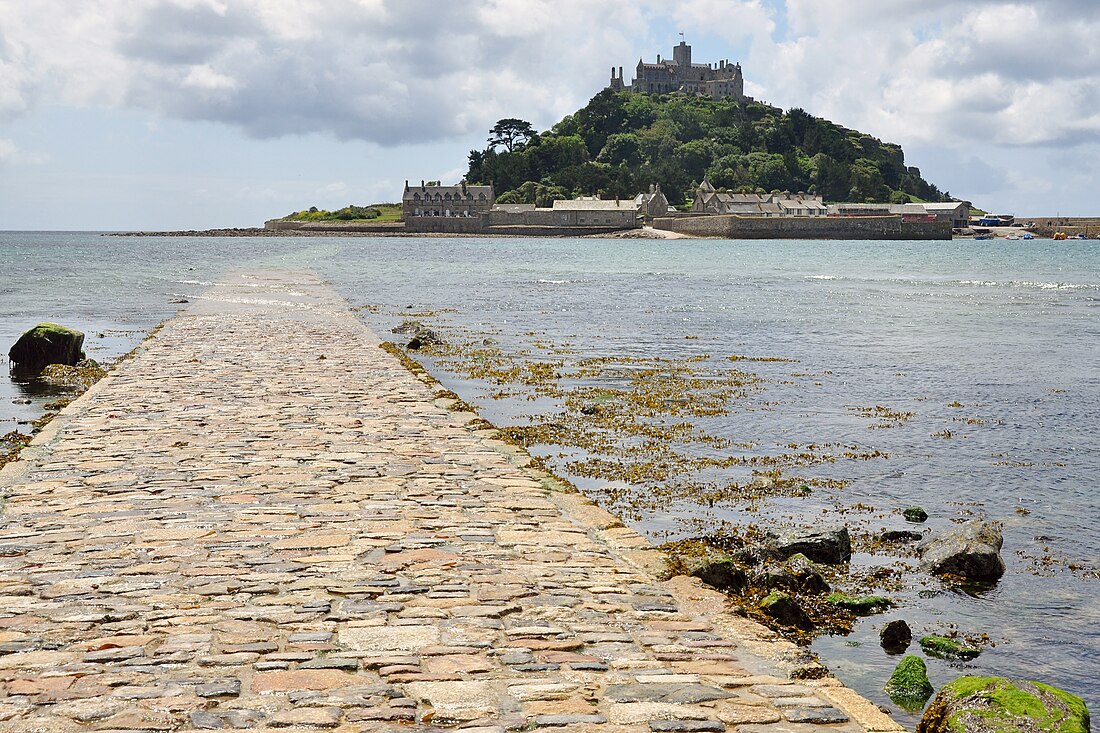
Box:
(608, 41, 748, 101)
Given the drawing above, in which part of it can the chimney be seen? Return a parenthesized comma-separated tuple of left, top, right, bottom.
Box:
(421, 180, 425, 190)
(404, 179, 409, 190)
(619, 66, 623, 79)
(611, 66, 615, 79)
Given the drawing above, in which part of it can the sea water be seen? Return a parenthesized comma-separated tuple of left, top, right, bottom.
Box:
(2, 231, 1097, 723)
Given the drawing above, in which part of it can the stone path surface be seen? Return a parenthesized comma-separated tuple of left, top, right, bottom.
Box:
(0, 273, 903, 732)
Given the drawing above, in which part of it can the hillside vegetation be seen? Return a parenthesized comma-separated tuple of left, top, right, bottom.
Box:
(466, 90, 950, 208)
(279, 204, 402, 222)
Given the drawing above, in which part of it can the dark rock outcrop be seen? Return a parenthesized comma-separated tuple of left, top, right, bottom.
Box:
(770, 527, 851, 565)
(391, 320, 442, 350)
(684, 553, 748, 593)
(917, 677, 1090, 733)
(759, 591, 813, 631)
(880, 619, 913, 654)
(918, 520, 1006, 581)
(8, 323, 85, 374)
(881, 529, 924, 543)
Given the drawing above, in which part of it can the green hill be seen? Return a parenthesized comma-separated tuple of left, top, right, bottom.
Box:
(465, 89, 951, 208)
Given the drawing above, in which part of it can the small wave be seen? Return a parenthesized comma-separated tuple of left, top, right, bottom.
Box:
(178, 279, 214, 286)
(956, 280, 1098, 291)
(805, 275, 839, 281)
(536, 279, 573, 285)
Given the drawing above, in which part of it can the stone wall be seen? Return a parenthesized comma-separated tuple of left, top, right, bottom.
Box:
(653, 215, 951, 240)
(489, 208, 638, 229)
(404, 216, 489, 234)
(263, 220, 406, 234)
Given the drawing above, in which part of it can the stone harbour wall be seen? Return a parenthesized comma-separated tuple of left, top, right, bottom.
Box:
(654, 215, 952, 240)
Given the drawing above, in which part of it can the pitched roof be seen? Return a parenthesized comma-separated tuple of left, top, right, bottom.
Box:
(552, 198, 635, 211)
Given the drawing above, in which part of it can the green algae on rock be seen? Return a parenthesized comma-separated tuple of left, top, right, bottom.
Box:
(920, 634, 982, 661)
(917, 677, 1090, 733)
(759, 591, 813, 631)
(827, 592, 893, 615)
(886, 655, 934, 712)
(905, 506, 929, 523)
(8, 322, 85, 373)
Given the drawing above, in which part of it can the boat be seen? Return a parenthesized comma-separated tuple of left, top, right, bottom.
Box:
(1073, 232, 1087, 240)
(1022, 232, 1035, 240)
(1006, 233, 1020, 240)
(1053, 231, 1068, 241)
(974, 234, 993, 240)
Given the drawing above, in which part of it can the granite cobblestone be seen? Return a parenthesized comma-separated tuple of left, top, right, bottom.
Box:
(0, 273, 902, 732)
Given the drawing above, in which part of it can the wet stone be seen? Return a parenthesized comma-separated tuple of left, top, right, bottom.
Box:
(784, 707, 851, 724)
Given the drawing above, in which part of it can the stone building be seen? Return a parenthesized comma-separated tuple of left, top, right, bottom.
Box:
(634, 184, 670, 219)
(608, 41, 746, 101)
(692, 181, 827, 217)
(488, 197, 639, 230)
(402, 180, 494, 220)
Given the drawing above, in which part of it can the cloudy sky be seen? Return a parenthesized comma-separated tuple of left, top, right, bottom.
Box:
(1, 0, 1098, 230)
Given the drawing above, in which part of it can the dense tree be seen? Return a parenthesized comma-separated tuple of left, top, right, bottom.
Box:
(465, 91, 951, 208)
(488, 119, 536, 153)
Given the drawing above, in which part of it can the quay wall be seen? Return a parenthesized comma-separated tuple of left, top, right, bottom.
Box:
(653, 214, 952, 240)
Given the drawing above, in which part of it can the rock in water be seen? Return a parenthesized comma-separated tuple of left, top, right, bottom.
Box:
(917, 677, 1090, 733)
(905, 506, 929, 523)
(918, 520, 1006, 581)
(770, 527, 851, 565)
(880, 619, 913, 654)
(8, 323, 85, 374)
(920, 635, 981, 661)
(885, 655, 934, 712)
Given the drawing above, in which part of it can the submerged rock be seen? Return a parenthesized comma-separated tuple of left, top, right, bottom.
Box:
(827, 592, 893, 615)
(920, 635, 981, 661)
(885, 655, 934, 712)
(391, 319, 442, 350)
(917, 677, 1090, 733)
(880, 619, 913, 654)
(881, 529, 925, 543)
(770, 526, 851, 565)
(918, 520, 1006, 581)
(905, 506, 929, 523)
(8, 323, 85, 374)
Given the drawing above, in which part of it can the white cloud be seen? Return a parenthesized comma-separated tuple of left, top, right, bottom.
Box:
(0, 137, 17, 160)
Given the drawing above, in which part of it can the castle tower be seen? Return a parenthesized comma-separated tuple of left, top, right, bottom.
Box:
(672, 41, 691, 67)
(609, 66, 625, 91)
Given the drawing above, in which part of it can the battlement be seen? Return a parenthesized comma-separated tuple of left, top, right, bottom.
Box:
(608, 41, 748, 101)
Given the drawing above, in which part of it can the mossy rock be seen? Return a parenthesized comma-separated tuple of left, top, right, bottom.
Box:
(759, 591, 813, 631)
(886, 655, 934, 712)
(8, 323, 85, 374)
(684, 553, 748, 593)
(905, 506, 929, 523)
(917, 676, 1090, 733)
(827, 592, 893, 615)
(920, 635, 981, 661)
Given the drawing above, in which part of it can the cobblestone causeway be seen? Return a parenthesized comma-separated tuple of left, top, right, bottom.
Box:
(0, 273, 903, 732)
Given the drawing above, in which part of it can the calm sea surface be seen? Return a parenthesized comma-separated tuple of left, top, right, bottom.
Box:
(2, 231, 1097, 723)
